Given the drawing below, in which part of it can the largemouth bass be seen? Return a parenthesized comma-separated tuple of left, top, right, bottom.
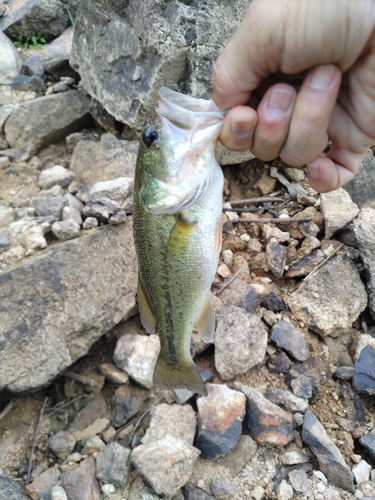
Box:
(133, 87, 225, 396)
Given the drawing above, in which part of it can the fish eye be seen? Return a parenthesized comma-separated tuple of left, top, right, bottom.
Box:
(142, 126, 158, 148)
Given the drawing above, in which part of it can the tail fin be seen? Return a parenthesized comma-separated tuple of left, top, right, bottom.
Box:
(153, 355, 207, 396)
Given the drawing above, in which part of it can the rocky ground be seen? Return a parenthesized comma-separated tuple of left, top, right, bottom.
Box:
(1, 1, 375, 500)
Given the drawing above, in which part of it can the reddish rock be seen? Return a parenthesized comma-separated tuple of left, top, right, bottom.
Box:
(99, 362, 129, 384)
(25, 465, 61, 500)
(68, 394, 108, 434)
(112, 384, 148, 427)
(62, 456, 101, 500)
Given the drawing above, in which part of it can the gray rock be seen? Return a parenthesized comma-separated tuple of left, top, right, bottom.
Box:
(112, 384, 148, 427)
(287, 254, 367, 337)
(2, 0, 69, 40)
(81, 435, 105, 455)
(360, 431, 375, 460)
(270, 320, 309, 361)
(195, 384, 245, 460)
(320, 188, 360, 238)
(353, 345, 375, 395)
(99, 362, 129, 385)
(233, 383, 294, 447)
(210, 478, 236, 498)
(214, 304, 268, 381)
(217, 434, 257, 478)
(21, 55, 46, 77)
(62, 456, 101, 500)
(334, 366, 354, 380)
(131, 434, 200, 499)
(350, 208, 375, 321)
(128, 475, 162, 500)
(276, 480, 294, 500)
(51, 219, 80, 240)
(343, 149, 375, 208)
(0, 31, 22, 85)
(288, 469, 309, 493)
(267, 351, 291, 374)
(11, 74, 46, 93)
(0, 475, 29, 500)
(280, 451, 311, 465)
(95, 442, 131, 488)
(0, 222, 137, 392)
(51, 486, 68, 500)
(141, 403, 197, 446)
(290, 375, 314, 400)
(0, 229, 11, 253)
(353, 460, 372, 484)
(184, 484, 214, 500)
(34, 195, 66, 219)
(82, 217, 98, 230)
(5, 91, 91, 156)
(39, 165, 75, 190)
(302, 410, 354, 492)
(0, 105, 15, 131)
(70, 135, 138, 185)
(53, 82, 69, 93)
(109, 209, 126, 225)
(113, 332, 160, 389)
(41, 27, 77, 80)
(266, 387, 308, 413)
(64, 193, 84, 212)
(77, 177, 133, 208)
(81, 201, 117, 222)
(62, 206, 82, 225)
(266, 238, 286, 278)
(48, 430, 76, 460)
(68, 394, 108, 434)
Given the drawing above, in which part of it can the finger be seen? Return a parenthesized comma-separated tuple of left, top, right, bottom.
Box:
(250, 83, 296, 161)
(280, 64, 342, 166)
(219, 106, 258, 151)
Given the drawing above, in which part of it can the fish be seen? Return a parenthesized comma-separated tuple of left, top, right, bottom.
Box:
(133, 87, 225, 396)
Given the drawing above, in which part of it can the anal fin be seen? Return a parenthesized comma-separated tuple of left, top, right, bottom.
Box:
(137, 278, 156, 334)
(153, 355, 207, 396)
(195, 293, 215, 343)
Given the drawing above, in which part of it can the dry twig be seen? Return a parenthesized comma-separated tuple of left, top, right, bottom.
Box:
(236, 216, 312, 224)
(43, 394, 88, 421)
(230, 194, 285, 206)
(63, 370, 97, 387)
(301, 243, 344, 283)
(27, 397, 48, 485)
(0, 399, 19, 422)
(224, 204, 302, 213)
(214, 268, 241, 295)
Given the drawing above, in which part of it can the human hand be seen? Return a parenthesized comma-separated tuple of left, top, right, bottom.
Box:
(212, 0, 375, 193)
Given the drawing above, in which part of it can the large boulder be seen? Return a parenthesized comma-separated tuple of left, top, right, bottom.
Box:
(0, 31, 22, 85)
(0, 221, 137, 393)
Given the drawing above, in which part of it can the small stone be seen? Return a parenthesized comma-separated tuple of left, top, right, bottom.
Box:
(0, 229, 11, 253)
(276, 480, 294, 500)
(68, 394, 108, 433)
(334, 366, 355, 380)
(214, 305, 268, 381)
(101, 426, 116, 443)
(82, 217, 98, 230)
(359, 431, 375, 460)
(353, 345, 375, 395)
(195, 384, 245, 459)
(233, 383, 294, 446)
(217, 434, 257, 477)
(101, 484, 116, 496)
(12, 74, 46, 93)
(21, 55, 45, 77)
(52, 219, 80, 240)
(184, 484, 215, 499)
(270, 320, 309, 361)
(109, 209, 126, 225)
(221, 249, 233, 268)
(99, 363, 129, 384)
(320, 188, 360, 238)
(297, 235, 321, 257)
(25, 465, 61, 500)
(294, 413, 304, 427)
(81, 202, 116, 222)
(62, 206, 82, 225)
(142, 403, 196, 446)
(353, 460, 372, 484)
(113, 333, 160, 389)
(280, 451, 311, 465)
(267, 351, 291, 374)
(262, 225, 290, 243)
(51, 485, 68, 500)
(251, 486, 265, 500)
(302, 410, 354, 492)
(34, 195, 66, 219)
(266, 238, 286, 278)
(53, 82, 69, 93)
(81, 435, 105, 455)
(0, 205, 16, 227)
(210, 478, 236, 498)
(217, 263, 231, 278)
(290, 374, 314, 400)
(71, 417, 110, 443)
(129, 475, 162, 500)
(95, 442, 131, 488)
(288, 469, 309, 493)
(130, 434, 200, 498)
(68, 181, 83, 194)
(112, 385, 148, 427)
(0, 475, 29, 499)
(77, 177, 132, 206)
(64, 193, 84, 212)
(286, 249, 326, 278)
(39, 165, 75, 190)
(0, 156, 10, 169)
(62, 456, 101, 500)
(266, 387, 308, 413)
(48, 431, 76, 460)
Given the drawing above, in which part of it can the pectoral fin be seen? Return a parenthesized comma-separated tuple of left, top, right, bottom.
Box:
(137, 278, 156, 334)
(167, 212, 197, 256)
(195, 294, 215, 343)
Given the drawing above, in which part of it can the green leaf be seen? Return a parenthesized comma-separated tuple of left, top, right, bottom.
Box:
(31, 36, 37, 44)
(40, 37, 46, 43)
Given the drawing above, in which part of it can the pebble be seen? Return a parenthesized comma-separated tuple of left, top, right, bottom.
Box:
(302, 410, 354, 492)
(113, 333, 160, 389)
(210, 478, 236, 498)
(111, 385, 148, 427)
(286, 249, 326, 278)
(142, 403, 197, 446)
(38, 165, 75, 190)
(184, 484, 214, 499)
(101, 483, 116, 496)
(81, 201, 116, 222)
(276, 479, 294, 500)
(263, 225, 290, 243)
(217, 262, 231, 278)
(109, 209, 126, 225)
(51, 485, 68, 500)
(217, 434, 257, 477)
(62, 456, 101, 500)
(195, 384, 245, 459)
(53, 82, 69, 93)
(99, 362, 129, 384)
(233, 383, 294, 446)
(68, 180, 83, 194)
(47, 430, 76, 460)
(358, 480, 375, 496)
(51, 219, 80, 240)
(288, 469, 309, 493)
(214, 304, 268, 381)
(0, 156, 10, 169)
(95, 442, 131, 487)
(353, 345, 375, 395)
(359, 431, 375, 460)
(128, 475, 162, 499)
(251, 485, 265, 500)
(77, 177, 133, 206)
(270, 320, 309, 361)
(82, 216, 98, 229)
(11, 74, 46, 93)
(353, 460, 372, 484)
(290, 374, 314, 400)
(0, 229, 11, 252)
(21, 55, 45, 78)
(81, 435, 105, 455)
(334, 366, 355, 380)
(320, 188, 360, 238)
(64, 192, 84, 212)
(25, 465, 61, 500)
(280, 450, 311, 465)
(221, 249, 233, 268)
(267, 351, 291, 374)
(0, 206, 15, 228)
(62, 206, 82, 225)
(297, 235, 321, 257)
(266, 387, 308, 413)
(68, 394, 108, 432)
(71, 417, 110, 443)
(260, 289, 285, 311)
(131, 434, 200, 498)
(266, 238, 286, 277)
(34, 195, 66, 219)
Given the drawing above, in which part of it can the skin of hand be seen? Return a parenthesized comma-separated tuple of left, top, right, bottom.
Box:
(212, 0, 375, 193)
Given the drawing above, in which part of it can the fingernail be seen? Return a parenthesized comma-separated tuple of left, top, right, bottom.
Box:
(309, 64, 337, 90)
(307, 162, 320, 179)
(231, 120, 253, 140)
(266, 89, 294, 117)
